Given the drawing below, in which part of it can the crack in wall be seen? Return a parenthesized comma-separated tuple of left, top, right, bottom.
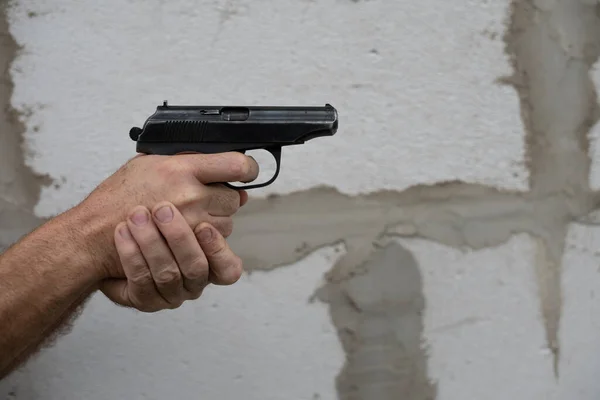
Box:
(3, 0, 600, 396)
(228, 0, 600, 385)
(501, 0, 600, 375)
(0, 0, 50, 252)
(230, 186, 599, 381)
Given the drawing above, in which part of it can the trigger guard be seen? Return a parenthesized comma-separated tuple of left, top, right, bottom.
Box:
(225, 147, 281, 190)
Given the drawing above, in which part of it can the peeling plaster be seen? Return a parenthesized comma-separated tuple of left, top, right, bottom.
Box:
(228, 0, 600, 380)
(316, 243, 437, 399)
(0, 1, 50, 251)
(3, 0, 600, 395)
(228, 185, 597, 382)
(501, 0, 600, 375)
(558, 223, 600, 398)
(406, 234, 556, 399)
(6, 0, 529, 215)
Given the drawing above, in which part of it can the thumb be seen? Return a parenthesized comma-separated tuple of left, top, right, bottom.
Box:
(100, 279, 132, 307)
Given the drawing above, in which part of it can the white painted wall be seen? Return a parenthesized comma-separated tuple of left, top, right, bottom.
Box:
(2, 246, 345, 400)
(7, 0, 527, 218)
(3, 0, 600, 399)
(589, 65, 600, 189)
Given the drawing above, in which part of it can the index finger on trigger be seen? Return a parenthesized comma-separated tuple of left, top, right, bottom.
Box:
(180, 152, 259, 184)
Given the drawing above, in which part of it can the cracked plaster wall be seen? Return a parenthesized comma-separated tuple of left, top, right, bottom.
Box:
(2, 0, 600, 399)
(0, 0, 47, 252)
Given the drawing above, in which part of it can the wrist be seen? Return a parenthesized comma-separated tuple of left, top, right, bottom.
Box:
(59, 203, 119, 282)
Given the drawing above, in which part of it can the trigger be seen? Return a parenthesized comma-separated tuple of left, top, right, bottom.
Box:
(223, 146, 282, 190)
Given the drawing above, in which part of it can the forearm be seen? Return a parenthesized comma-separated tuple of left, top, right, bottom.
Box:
(0, 205, 107, 378)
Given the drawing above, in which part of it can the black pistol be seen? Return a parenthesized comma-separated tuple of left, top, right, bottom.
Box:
(130, 101, 339, 189)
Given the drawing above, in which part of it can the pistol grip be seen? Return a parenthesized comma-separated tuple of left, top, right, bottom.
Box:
(224, 146, 282, 190)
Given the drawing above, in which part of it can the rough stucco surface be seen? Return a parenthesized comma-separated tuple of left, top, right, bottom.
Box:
(0, 0, 48, 251)
(557, 223, 600, 399)
(4, 0, 600, 399)
(402, 235, 555, 399)
(7, 0, 527, 219)
(316, 243, 436, 399)
(0, 247, 344, 400)
(589, 64, 600, 189)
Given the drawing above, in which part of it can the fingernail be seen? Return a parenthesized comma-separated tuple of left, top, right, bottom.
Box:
(154, 205, 174, 223)
(119, 226, 132, 239)
(198, 227, 213, 242)
(130, 209, 149, 226)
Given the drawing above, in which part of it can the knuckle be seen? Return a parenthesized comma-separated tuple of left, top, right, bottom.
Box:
(219, 219, 234, 238)
(229, 153, 250, 180)
(155, 160, 174, 176)
(129, 269, 153, 286)
(222, 199, 239, 216)
(184, 256, 209, 281)
(156, 159, 185, 180)
(154, 264, 182, 285)
(120, 246, 142, 264)
(174, 187, 202, 209)
(135, 234, 156, 249)
(189, 287, 205, 300)
(166, 228, 189, 247)
(205, 240, 227, 257)
(146, 248, 172, 265)
(193, 223, 206, 238)
(209, 191, 239, 215)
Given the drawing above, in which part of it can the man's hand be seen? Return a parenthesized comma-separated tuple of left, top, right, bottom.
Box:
(73, 152, 258, 280)
(0, 152, 257, 377)
(101, 202, 243, 312)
